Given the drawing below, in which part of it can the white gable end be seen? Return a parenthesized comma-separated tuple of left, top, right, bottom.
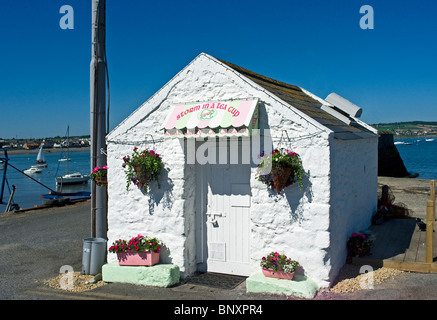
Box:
(107, 53, 333, 144)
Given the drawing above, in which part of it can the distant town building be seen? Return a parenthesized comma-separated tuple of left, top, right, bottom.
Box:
(23, 142, 39, 150)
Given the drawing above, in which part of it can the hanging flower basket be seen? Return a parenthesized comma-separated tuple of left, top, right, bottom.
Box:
(256, 148, 304, 194)
(90, 166, 108, 187)
(272, 165, 294, 195)
(122, 147, 164, 193)
(133, 164, 152, 190)
(95, 176, 107, 186)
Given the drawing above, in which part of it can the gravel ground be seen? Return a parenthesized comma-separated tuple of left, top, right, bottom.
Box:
(45, 272, 107, 292)
(329, 265, 404, 294)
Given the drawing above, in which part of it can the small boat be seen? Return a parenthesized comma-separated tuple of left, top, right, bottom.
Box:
(41, 194, 70, 206)
(55, 126, 88, 185)
(34, 146, 47, 168)
(41, 191, 91, 205)
(396, 140, 413, 145)
(24, 166, 43, 174)
(426, 138, 435, 142)
(56, 172, 90, 185)
(58, 127, 71, 162)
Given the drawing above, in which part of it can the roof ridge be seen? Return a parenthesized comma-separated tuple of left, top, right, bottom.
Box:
(217, 58, 303, 93)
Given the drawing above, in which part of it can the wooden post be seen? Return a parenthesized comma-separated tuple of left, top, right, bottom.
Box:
(381, 185, 390, 206)
(431, 180, 435, 199)
(426, 200, 434, 263)
(426, 180, 435, 264)
(431, 180, 435, 221)
(4, 185, 16, 213)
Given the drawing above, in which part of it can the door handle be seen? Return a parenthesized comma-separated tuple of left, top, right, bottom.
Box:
(206, 212, 223, 225)
(206, 212, 225, 216)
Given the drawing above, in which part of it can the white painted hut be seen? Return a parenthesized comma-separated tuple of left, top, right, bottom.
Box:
(105, 53, 378, 288)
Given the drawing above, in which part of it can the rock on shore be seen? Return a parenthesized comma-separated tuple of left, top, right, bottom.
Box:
(378, 133, 409, 177)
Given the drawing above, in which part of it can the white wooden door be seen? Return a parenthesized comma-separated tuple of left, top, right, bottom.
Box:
(195, 148, 251, 276)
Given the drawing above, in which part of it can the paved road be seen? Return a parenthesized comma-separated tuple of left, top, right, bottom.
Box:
(0, 201, 90, 299)
(2, 186, 437, 302)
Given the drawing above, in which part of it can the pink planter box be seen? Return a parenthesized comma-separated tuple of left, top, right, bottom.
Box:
(116, 251, 159, 266)
(262, 268, 295, 280)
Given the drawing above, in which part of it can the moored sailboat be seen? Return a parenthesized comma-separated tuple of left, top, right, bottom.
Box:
(34, 146, 47, 168)
(56, 172, 90, 185)
(55, 126, 90, 186)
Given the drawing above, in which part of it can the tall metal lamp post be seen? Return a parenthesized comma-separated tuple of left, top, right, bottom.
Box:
(90, 0, 107, 240)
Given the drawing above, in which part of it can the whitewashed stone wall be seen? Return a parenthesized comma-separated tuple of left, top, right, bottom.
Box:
(328, 136, 378, 282)
(106, 53, 376, 287)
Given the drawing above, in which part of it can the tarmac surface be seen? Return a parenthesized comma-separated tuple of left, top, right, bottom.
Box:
(1, 177, 437, 307)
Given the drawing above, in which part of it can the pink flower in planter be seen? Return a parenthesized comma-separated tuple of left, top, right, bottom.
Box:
(260, 251, 299, 274)
(108, 235, 163, 254)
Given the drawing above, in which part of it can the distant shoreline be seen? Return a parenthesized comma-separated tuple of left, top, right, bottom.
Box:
(394, 135, 437, 139)
(4, 147, 90, 155)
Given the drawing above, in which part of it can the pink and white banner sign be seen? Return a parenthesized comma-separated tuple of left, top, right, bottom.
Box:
(163, 99, 259, 138)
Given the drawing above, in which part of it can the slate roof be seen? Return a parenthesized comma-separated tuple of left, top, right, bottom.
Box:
(219, 59, 376, 140)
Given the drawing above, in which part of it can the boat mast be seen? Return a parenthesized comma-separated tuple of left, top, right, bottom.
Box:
(90, 0, 107, 239)
(66, 126, 69, 173)
(0, 149, 8, 204)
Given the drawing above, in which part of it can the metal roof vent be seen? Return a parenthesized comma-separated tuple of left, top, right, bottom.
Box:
(325, 93, 363, 118)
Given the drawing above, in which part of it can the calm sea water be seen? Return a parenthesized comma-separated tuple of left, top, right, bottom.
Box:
(395, 137, 437, 180)
(0, 150, 90, 211)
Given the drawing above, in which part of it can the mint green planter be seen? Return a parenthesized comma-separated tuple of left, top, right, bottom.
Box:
(102, 263, 180, 287)
(246, 272, 319, 299)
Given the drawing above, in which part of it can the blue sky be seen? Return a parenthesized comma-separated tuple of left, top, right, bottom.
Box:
(0, 0, 436, 139)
